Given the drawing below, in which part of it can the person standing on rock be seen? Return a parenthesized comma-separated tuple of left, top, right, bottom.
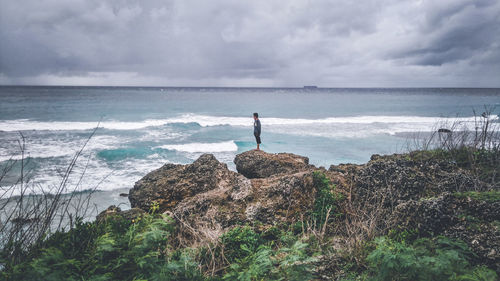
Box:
(253, 112, 261, 150)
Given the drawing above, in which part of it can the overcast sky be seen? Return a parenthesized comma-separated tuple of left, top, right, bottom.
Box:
(1, 0, 499, 87)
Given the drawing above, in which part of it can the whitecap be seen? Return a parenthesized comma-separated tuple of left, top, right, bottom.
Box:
(1, 114, 497, 132)
(156, 141, 238, 153)
(0, 135, 120, 162)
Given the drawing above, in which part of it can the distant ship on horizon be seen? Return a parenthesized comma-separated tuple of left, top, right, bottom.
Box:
(303, 85, 318, 89)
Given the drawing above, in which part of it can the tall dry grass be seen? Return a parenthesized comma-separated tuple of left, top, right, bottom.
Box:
(0, 126, 102, 266)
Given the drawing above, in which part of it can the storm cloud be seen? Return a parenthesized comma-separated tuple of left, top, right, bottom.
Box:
(1, 0, 499, 87)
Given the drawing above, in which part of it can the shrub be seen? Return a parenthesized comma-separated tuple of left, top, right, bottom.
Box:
(220, 226, 262, 263)
(90, 214, 174, 279)
(453, 191, 500, 203)
(222, 245, 273, 281)
(387, 227, 419, 244)
(25, 248, 82, 280)
(2, 213, 176, 281)
(219, 225, 317, 281)
(453, 265, 499, 281)
(152, 250, 204, 281)
(273, 240, 317, 281)
(222, 240, 317, 281)
(312, 171, 343, 226)
(366, 236, 498, 281)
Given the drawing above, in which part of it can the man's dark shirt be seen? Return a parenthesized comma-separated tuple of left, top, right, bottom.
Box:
(254, 119, 261, 135)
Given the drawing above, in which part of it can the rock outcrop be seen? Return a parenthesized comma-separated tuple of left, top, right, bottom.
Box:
(128, 151, 318, 243)
(96, 205, 146, 222)
(331, 153, 487, 207)
(118, 149, 498, 272)
(325, 152, 499, 272)
(234, 150, 312, 178)
(391, 193, 500, 270)
(129, 154, 245, 212)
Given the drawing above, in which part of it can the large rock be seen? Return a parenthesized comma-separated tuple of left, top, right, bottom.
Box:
(324, 153, 499, 273)
(172, 170, 316, 233)
(334, 153, 488, 210)
(234, 150, 312, 178)
(123, 149, 498, 273)
(96, 205, 146, 222)
(129, 154, 244, 212)
(391, 193, 500, 271)
(128, 152, 318, 244)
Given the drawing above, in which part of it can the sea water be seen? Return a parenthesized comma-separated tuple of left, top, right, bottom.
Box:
(0, 87, 499, 212)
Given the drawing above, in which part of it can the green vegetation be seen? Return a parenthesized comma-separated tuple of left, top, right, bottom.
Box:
(1, 213, 196, 281)
(453, 191, 500, 203)
(410, 146, 500, 186)
(1, 172, 497, 280)
(387, 227, 419, 243)
(219, 225, 317, 281)
(409, 147, 498, 169)
(0, 215, 317, 280)
(222, 238, 316, 281)
(366, 236, 497, 281)
(220, 226, 262, 263)
(2, 208, 497, 281)
(312, 171, 344, 226)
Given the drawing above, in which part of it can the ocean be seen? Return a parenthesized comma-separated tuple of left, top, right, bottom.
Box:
(1, 86, 499, 212)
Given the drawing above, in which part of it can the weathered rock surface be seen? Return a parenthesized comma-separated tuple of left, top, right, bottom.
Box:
(129, 152, 318, 243)
(122, 149, 498, 273)
(96, 205, 146, 222)
(391, 193, 500, 271)
(333, 153, 487, 208)
(129, 154, 245, 212)
(234, 150, 312, 178)
(324, 153, 498, 274)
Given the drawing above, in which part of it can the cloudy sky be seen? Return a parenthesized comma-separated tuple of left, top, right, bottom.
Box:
(1, 0, 499, 87)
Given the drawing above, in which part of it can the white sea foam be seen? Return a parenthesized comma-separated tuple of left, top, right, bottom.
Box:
(265, 122, 471, 138)
(1, 147, 241, 196)
(0, 135, 120, 162)
(1, 114, 497, 132)
(0, 119, 172, 131)
(156, 141, 238, 153)
(3, 156, 167, 196)
(137, 114, 500, 127)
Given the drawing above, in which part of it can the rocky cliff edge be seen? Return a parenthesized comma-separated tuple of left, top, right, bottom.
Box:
(99, 149, 499, 271)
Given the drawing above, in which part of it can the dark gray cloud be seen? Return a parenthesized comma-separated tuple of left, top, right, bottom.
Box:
(391, 0, 500, 66)
(1, 0, 499, 86)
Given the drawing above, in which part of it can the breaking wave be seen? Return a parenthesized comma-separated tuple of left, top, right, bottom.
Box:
(156, 141, 238, 153)
(1, 114, 497, 132)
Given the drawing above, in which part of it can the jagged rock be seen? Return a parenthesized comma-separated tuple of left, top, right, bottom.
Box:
(391, 193, 500, 271)
(326, 153, 499, 272)
(129, 154, 244, 212)
(340, 153, 487, 209)
(128, 153, 318, 244)
(234, 150, 312, 178)
(239, 171, 316, 224)
(96, 205, 146, 222)
(122, 149, 498, 273)
(169, 169, 316, 241)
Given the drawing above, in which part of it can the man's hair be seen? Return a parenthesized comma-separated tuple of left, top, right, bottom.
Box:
(253, 112, 258, 118)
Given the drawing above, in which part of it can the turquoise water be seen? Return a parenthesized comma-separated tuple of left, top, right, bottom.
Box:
(1, 86, 499, 195)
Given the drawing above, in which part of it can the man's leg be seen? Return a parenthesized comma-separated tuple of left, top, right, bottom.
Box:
(255, 134, 260, 150)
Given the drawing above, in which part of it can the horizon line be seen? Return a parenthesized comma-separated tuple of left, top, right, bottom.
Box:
(1, 84, 500, 89)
